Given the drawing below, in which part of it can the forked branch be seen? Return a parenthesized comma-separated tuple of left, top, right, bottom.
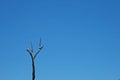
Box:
(26, 39, 43, 80)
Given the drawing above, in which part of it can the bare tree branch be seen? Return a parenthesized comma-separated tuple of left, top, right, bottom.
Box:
(34, 47, 43, 59)
(26, 48, 33, 59)
(26, 39, 43, 80)
(34, 38, 43, 59)
(30, 41, 34, 53)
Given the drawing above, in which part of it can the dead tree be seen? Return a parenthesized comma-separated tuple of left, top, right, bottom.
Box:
(26, 39, 43, 80)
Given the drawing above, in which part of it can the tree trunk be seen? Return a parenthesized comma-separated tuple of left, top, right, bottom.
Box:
(32, 59, 35, 80)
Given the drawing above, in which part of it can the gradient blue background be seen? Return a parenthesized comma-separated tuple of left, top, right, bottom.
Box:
(0, 0, 120, 80)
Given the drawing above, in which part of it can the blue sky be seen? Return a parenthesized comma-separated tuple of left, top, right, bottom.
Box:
(0, 0, 120, 80)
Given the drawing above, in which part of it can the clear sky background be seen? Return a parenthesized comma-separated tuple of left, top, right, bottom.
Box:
(0, 0, 120, 80)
